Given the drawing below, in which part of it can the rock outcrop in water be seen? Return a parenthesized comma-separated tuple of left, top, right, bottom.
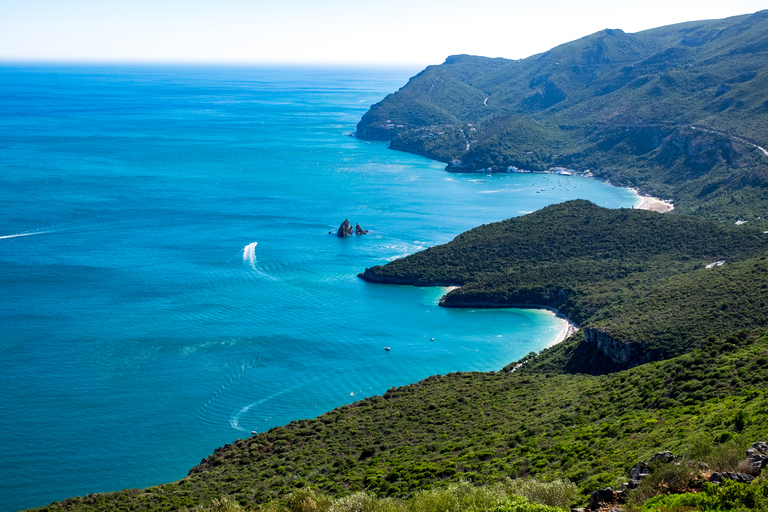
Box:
(337, 219, 354, 237)
(336, 220, 369, 236)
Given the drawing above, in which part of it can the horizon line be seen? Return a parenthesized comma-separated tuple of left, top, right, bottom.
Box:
(0, 58, 433, 69)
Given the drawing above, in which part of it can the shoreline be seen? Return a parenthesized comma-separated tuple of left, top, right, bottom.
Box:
(434, 287, 579, 348)
(631, 188, 675, 213)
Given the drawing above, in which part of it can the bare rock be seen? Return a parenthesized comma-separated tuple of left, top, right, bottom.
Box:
(629, 461, 650, 482)
(337, 219, 354, 237)
(649, 451, 676, 464)
(710, 472, 755, 484)
(588, 488, 617, 510)
(355, 223, 369, 235)
(746, 441, 768, 472)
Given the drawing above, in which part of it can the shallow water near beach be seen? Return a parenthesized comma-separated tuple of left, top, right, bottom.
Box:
(0, 65, 638, 511)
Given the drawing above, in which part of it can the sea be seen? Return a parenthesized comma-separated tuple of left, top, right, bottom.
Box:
(0, 65, 639, 511)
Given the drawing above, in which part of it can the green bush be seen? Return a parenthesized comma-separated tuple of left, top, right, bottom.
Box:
(641, 479, 768, 511)
(628, 460, 701, 506)
(502, 479, 577, 509)
(211, 497, 248, 512)
(492, 496, 563, 512)
(329, 492, 396, 512)
(405, 481, 507, 512)
(688, 435, 752, 472)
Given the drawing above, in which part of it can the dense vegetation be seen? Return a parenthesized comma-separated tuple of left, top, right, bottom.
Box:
(357, 11, 768, 224)
(32, 330, 768, 511)
(361, 200, 768, 365)
(198, 481, 574, 512)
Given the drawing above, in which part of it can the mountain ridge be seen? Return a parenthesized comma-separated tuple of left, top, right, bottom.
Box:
(356, 10, 768, 223)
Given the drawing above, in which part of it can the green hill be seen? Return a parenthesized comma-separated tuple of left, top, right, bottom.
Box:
(360, 201, 768, 368)
(31, 329, 768, 511)
(357, 11, 768, 223)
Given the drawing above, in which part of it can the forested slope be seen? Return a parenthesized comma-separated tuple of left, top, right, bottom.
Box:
(360, 201, 768, 367)
(357, 11, 768, 223)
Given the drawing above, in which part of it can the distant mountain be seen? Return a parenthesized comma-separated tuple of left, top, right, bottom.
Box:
(357, 11, 768, 223)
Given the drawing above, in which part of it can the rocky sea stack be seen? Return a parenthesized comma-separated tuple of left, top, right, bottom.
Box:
(336, 219, 369, 236)
(336, 219, 354, 237)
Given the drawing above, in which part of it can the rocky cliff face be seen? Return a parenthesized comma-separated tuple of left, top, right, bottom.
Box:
(583, 327, 664, 368)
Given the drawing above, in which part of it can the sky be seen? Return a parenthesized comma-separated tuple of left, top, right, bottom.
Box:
(0, 0, 766, 66)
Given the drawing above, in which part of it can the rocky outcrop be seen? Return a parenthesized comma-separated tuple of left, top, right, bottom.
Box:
(710, 472, 755, 484)
(588, 488, 620, 510)
(355, 223, 369, 235)
(618, 451, 678, 493)
(629, 461, 650, 482)
(649, 451, 676, 464)
(746, 441, 768, 472)
(583, 327, 664, 368)
(337, 219, 354, 237)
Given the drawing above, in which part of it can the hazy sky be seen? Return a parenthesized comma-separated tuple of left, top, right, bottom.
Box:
(1, 0, 766, 66)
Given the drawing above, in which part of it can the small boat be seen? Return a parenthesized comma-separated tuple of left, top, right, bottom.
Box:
(384, 347, 391, 351)
(250, 430, 258, 434)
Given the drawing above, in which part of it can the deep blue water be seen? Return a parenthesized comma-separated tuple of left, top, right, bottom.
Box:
(0, 65, 638, 511)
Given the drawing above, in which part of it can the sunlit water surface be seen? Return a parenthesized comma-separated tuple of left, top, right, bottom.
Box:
(0, 65, 639, 511)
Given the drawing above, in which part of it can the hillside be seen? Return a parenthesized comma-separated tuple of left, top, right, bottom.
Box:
(360, 201, 768, 368)
(31, 330, 768, 511)
(356, 11, 768, 224)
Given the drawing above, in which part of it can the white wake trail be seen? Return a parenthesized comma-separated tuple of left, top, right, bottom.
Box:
(243, 242, 258, 269)
(0, 231, 53, 240)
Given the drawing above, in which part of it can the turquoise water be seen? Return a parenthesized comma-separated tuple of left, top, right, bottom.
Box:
(0, 65, 638, 511)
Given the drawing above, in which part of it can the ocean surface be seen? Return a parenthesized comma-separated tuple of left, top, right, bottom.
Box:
(0, 65, 639, 511)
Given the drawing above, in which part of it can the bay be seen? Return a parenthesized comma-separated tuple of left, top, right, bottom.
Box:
(0, 65, 638, 511)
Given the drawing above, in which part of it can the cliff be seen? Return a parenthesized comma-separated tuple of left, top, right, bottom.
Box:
(582, 327, 664, 368)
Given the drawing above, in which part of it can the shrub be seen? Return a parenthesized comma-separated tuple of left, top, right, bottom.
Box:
(628, 460, 701, 505)
(640, 479, 768, 511)
(492, 496, 564, 512)
(502, 479, 578, 509)
(689, 435, 752, 472)
(285, 488, 334, 512)
(211, 497, 248, 512)
(329, 492, 390, 512)
(405, 481, 507, 512)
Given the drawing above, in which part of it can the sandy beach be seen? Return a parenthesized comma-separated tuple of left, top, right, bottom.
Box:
(633, 189, 674, 213)
(552, 311, 579, 346)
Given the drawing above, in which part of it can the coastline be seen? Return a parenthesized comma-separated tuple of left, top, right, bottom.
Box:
(632, 188, 674, 213)
(435, 287, 579, 348)
(552, 311, 579, 346)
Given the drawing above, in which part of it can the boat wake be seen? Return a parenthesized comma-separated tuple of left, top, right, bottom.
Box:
(243, 242, 258, 269)
(0, 230, 54, 240)
(230, 381, 306, 431)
